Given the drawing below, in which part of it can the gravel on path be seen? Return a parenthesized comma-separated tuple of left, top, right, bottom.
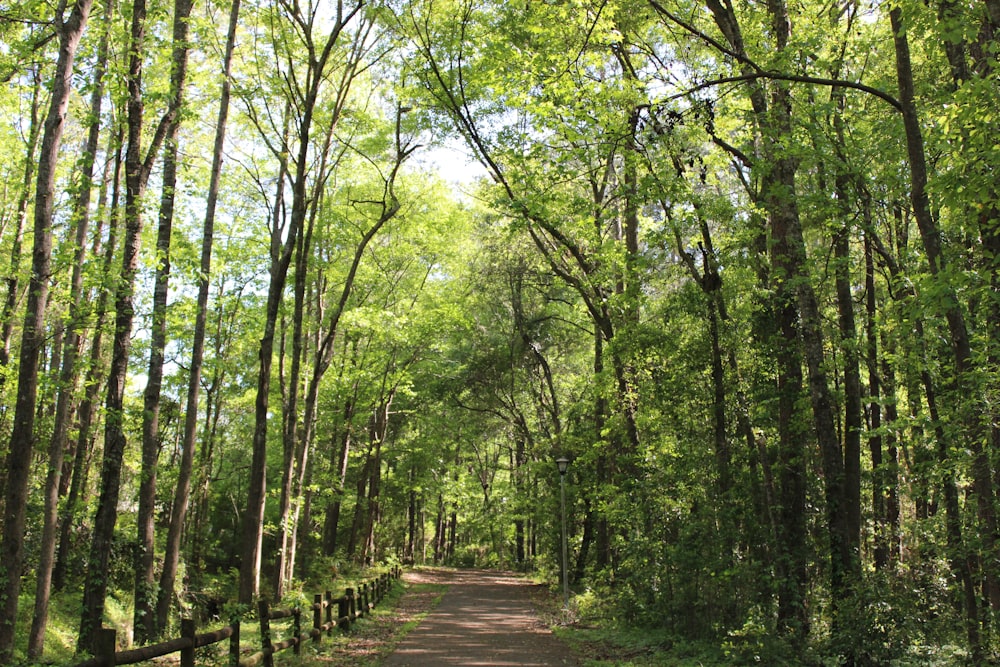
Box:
(381, 569, 579, 666)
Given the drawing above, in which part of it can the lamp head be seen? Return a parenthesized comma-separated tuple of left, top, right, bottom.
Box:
(556, 456, 570, 475)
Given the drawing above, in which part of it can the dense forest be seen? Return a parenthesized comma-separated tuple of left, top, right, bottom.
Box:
(0, 0, 998, 663)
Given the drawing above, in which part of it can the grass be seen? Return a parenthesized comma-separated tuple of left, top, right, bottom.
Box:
(554, 625, 729, 667)
(283, 579, 449, 666)
(174, 574, 448, 667)
(8, 588, 98, 666)
(22, 570, 978, 667)
(527, 586, 733, 667)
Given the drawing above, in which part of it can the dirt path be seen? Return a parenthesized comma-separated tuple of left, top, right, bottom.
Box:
(381, 569, 580, 666)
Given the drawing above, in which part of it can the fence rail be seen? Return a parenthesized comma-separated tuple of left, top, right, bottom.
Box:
(73, 567, 401, 667)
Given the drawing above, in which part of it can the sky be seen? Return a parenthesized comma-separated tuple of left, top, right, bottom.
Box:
(417, 139, 486, 189)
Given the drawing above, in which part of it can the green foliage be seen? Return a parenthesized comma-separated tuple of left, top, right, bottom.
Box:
(720, 608, 797, 665)
(1, 0, 999, 661)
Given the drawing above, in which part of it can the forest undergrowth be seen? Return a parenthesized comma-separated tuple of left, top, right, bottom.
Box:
(18, 565, 977, 666)
(288, 578, 447, 667)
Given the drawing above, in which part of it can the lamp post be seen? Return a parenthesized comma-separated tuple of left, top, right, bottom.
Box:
(556, 456, 570, 608)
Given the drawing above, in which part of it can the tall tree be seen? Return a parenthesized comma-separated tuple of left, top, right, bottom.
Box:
(276, 126, 414, 592)
(134, 0, 195, 642)
(0, 0, 96, 659)
(27, 0, 114, 655)
(54, 119, 124, 593)
(888, 5, 998, 656)
(78, 0, 173, 644)
(0, 66, 42, 374)
(238, 0, 367, 602)
(155, 0, 243, 635)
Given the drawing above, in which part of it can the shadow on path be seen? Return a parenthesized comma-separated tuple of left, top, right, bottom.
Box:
(381, 569, 579, 666)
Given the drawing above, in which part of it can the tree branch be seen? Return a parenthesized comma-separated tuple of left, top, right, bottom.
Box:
(673, 71, 902, 111)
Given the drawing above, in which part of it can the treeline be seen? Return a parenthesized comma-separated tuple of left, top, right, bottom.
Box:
(0, 0, 998, 664)
(0, 0, 460, 661)
(393, 0, 1000, 664)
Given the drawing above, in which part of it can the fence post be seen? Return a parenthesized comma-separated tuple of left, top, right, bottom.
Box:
(338, 591, 350, 632)
(229, 617, 241, 667)
(313, 594, 322, 643)
(180, 618, 196, 667)
(361, 582, 369, 616)
(292, 606, 301, 655)
(325, 591, 334, 636)
(96, 627, 117, 667)
(347, 587, 356, 622)
(258, 599, 274, 667)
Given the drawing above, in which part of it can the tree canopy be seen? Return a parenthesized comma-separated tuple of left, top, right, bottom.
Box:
(0, 0, 999, 663)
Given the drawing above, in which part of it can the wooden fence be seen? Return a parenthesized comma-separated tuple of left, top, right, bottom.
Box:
(73, 568, 401, 667)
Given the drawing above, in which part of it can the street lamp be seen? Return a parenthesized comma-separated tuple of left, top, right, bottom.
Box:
(556, 456, 570, 608)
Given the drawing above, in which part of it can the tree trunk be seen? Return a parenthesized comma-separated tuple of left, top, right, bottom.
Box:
(879, 346, 902, 566)
(239, 110, 292, 602)
(918, 319, 981, 659)
(592, 329, 611, 571)
(155, 0, 240, 634)
(189, 312, 226, 581)
(276, 117, 332, 595)
(785, 146, 857, 634)
(135, 0, 194, 641)
(287, 438, 313, 578)
(574, 501, 594, 583)
(774, 21, 857, 631)
(324, 398, 355, 556)
(0, 0, 95, 659)
(433, 493, 446, 564)
(934, 0, 1000, 611)
(773, 284, 810, 637)
(363, 438, 383, 565)
(0, 67, 42, 376)
(363, 394, 394, 564)
(827, 90, 864, 559)
(346, 447, 371, 560)
(79, 0, 169, 643)
(702, 0, 814, 637)
(672, 214, 732, 499)
(864, 232, 889, 571)
(54, 124, 123, 593)
(707, 0, 858, 634)
(239, 2, 365, 601)
(514, 439, 526, 566)
(891, 9, 990, 656)
(274, 218, 310, 601)
(834, 218, 863, 560)
(27, 0, 112, 654)
(407, 474, 417, 564)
